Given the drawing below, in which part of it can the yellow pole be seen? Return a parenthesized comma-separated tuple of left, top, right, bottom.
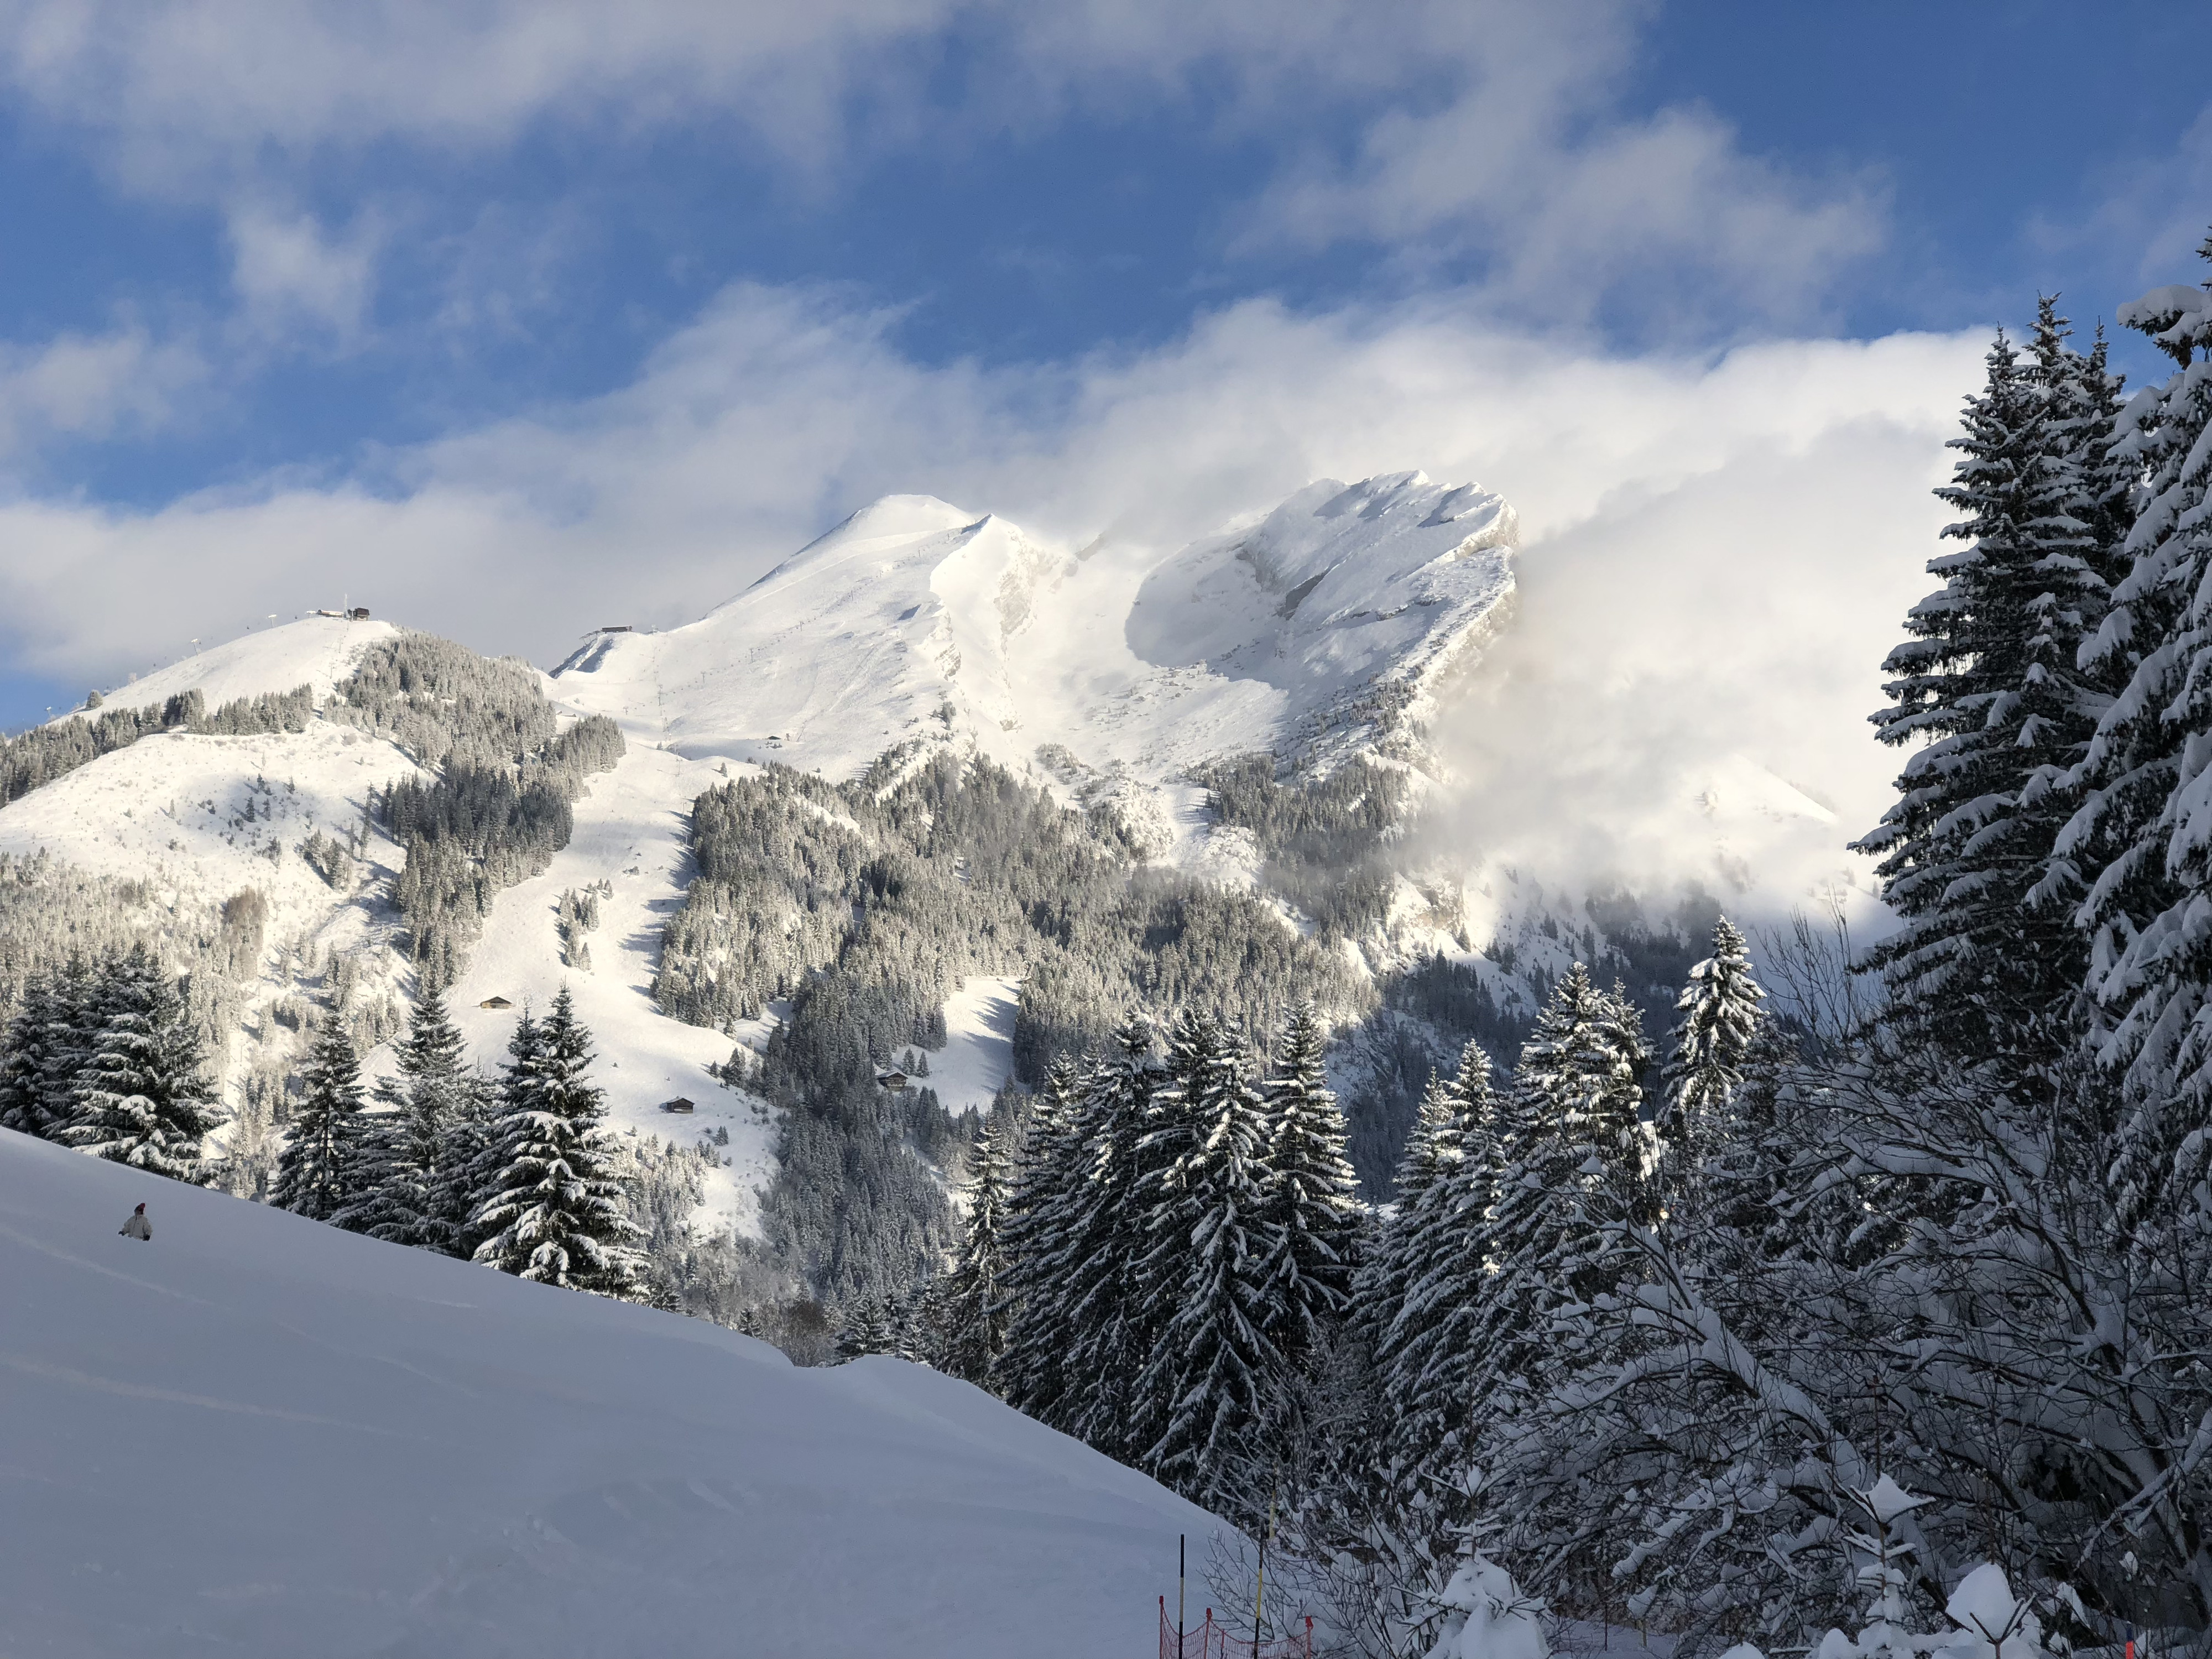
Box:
(1253, 1483, 1277, 1658)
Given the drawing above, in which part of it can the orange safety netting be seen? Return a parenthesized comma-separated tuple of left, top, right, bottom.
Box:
(1158, 1599, 1313, 1659)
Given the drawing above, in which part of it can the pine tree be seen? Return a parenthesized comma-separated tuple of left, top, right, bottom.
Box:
(1057, 1016, 1165, 1460)
(1383, 1043, 1505, 1501)
(2059, 249, 2212, 1119)
(1854, 307, 2122, 1076)
(1351, 1066, 1467, 1362)
(1658, 917, 1766, 1176)
(270, 1018, 369, 1221)
(471, 988, 643, 1293)
(60, 946, 221, 1182)
(891, 1282, 940, 1363)
(0, 967, 64, 1138)
(937, 1112, 1015, 1386)
(453, 1008, 543, 1259)
(432, 1064, 504, 1259)
(2035, 300, 2135, 601)
(999, 1055, 1087, 1422)
(1133, 1015, 1285, 1520)
(1457, 968, 1649, 1467)
(836, 1294, 904, 1360)
(338, 978, 477, 1251)
(34, 957, 99, 1139)
(1256, 1003, 1361, 1369)
(1515, 965, 1650, 1234)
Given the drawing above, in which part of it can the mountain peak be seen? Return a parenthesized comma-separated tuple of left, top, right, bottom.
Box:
(551, 472, 1518, 821)
(750, 494, 984, 592)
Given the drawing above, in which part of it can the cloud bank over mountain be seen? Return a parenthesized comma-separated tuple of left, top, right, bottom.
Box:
(0, 1, 2029, 900)
(0, 279, 1973, 906)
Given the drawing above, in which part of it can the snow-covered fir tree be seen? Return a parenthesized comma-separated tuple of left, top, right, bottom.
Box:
(936, 1111, 1015, 1386)
(1255, 1002, 1361, 1369)
(1514, 964, 1650, 1237)
(337, 979, 480, 1252)
(59, 946, 221, 1182)
(1448, 969, 1648, 1513)
(997, 1055, 1086, 1420)
(1133, 1015, 1284, 1520)
(1854, 306, 2124, 1077)
(431, 1055, 506, 1260)
(270, 1018, 369, 1222)
(471, 987, 642, 1293)
(1378, 1042, 1504, 1511)
(453, 1006, 542, 1261)
(1657, 916, 1765, 1174)
(0, 963, 75, 1139)
(2058, 250, 2212, 1115)
(1056, 1016, 1165, 1460)
(834, 1294, 904, 1360)
(1350, 1062, 1466, 1364)
(41, 958, 101, 1139)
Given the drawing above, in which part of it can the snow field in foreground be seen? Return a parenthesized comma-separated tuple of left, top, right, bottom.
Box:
(0, 1129, 1227, 1658)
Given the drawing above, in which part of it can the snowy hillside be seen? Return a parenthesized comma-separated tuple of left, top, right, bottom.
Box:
(0, 1126, 1225, 1657)
(69, 613, 400, 722)
(0, 616, 778, 1232)
(552, 472, 1517, 854)
(438, 736, 777, 1227)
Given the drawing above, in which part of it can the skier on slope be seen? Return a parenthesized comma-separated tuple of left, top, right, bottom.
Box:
(118, 1203, 150, 1241)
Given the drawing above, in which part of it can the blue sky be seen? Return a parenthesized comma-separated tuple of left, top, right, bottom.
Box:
(0, 0, 2206, 733)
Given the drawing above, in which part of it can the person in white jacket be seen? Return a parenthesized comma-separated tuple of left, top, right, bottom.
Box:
(118, 1203, 150, 1241)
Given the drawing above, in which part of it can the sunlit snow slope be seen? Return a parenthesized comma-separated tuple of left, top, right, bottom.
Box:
(65, 614, 401, 723)
(552, 473, 1519, 837)
(0, 1129, 1224, 1658)
(0, 616, 775, 1232)
(441, 736, 776, 1227)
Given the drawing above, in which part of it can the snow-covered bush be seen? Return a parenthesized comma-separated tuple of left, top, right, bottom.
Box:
(1783, 1563, 2053, 1659)
(1422, 1556, 1547, 1659)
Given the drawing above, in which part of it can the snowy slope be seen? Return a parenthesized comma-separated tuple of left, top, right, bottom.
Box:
(0, 1128, 1225, 1658)
(1, 617, 423, 1008)
(928, 975, 1022, 1113)
(0, 692, 429, 1128)
(0, 616, 779, 1232)
(1123, 472, 1517, 774)
(442, 738, 779, 1233)
(551, 495, 1073, 781)
(66, 614, 400, 721)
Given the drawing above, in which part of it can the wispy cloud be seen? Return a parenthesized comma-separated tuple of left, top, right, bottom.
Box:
(226, 204, 384, 346)
(0, 0, 1887, 333)
(0, 322, 204, 460)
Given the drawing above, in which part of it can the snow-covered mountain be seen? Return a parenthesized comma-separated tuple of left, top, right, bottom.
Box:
(0, 468, 1843, 1230)
(552, 471, 1517, 852)
(0, 1126, 1222, 1657)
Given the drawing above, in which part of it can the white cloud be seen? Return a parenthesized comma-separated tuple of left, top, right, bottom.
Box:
(0, 324, 202, 457)
(0, 280, 1974, 913)
(2029, 103, 2212, 316)
(226, 205, 382, 343)
(1238, 17, 1885, 332)
(0, 1, 1884, 330)
(1425, 410, 1950, 921)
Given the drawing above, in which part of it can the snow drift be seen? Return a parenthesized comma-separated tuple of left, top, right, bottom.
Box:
(0, 1128, 1223, 1657)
